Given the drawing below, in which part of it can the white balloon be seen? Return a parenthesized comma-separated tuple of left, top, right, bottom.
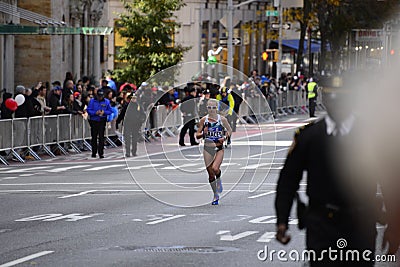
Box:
(15, 94, 25, 106)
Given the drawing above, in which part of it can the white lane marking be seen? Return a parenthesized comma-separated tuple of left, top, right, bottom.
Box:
(227, 141, 293, 146)
(19, 173, 36, 177)
(257, 167, 283, 170)
(219, 231, 259, 241)
(1, 166, 49, 173)
(0, 251, 54, 267)
(162, 163, 199, 170)
(257, 232, 276, 243)
(16, 213, 103, 222)
(240, 163, 273, 170)
(0, 177, 18, 180)
(216, 230, 230, 235)
(248, 190, 276, 199)
(246, 147, 289, 159)
(125, 163, 163, 170)
(282, 118, 298, 123)
(0, 229, 12, 233)
(146, 214, 186, 225)
(274, 123, 308, 127)
(58, 190, 97, 199)
(83, 164, 125, 171)
(46, 165, 91, 173)
(196, 162, 238, 171)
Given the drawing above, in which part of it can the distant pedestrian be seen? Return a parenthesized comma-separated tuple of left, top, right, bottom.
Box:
(307, 78, 318, 117)
(87, 89, 112, 159)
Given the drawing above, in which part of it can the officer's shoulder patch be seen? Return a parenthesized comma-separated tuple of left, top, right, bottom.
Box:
(295, 121, 314, 136)
(289, 122, 314, 155)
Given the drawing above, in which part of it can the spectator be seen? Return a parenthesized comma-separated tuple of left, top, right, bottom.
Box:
(73, 92, 85, 114)
(82, 76, 90, 92)
(14, 85, 34, 118)
(63, 71, 74, 90)
(36, 86, 51, 115)
(63, 94, 78, 115)
(52, 80, 61, 88)
(100, 79, 115, 98)
(63, 80, 75, 98)
(0, 89, 13, 119)
(27, 88, 43, 117)
(198, 89, 211, 118)
(106, 73, 117, 92)
(48, 86, 66, 115)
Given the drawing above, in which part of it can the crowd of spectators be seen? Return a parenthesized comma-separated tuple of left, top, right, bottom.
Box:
(0, 69, 315, 148)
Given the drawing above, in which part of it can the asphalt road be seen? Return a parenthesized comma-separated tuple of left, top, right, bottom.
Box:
(0, 114, 398, 267)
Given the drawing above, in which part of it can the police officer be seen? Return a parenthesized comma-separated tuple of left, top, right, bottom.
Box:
(87, 89, 112, 158)
(118, 93, 145, 157)
(179, 87, 199, 146)
(307, 77, 318, 117)
(275, 75, 384, 266)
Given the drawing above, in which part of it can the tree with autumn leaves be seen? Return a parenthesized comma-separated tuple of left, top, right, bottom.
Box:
(114, 0, 190, 85)
(285, 0, 399, 74)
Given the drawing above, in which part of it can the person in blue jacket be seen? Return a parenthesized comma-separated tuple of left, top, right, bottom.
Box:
(87, 89, 112, 158)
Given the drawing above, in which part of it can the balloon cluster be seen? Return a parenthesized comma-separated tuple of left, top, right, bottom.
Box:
(4, 94, 25, 112)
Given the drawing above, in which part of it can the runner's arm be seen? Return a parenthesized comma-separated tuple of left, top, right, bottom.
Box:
(196, 117, 206, 140)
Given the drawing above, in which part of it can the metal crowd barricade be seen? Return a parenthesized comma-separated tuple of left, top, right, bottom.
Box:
(105, 122, 118, 148)
(276, 91, 287, 116)
(316, 87, 325, 110)
(27, 116, 43, 160)
(70, 114, 87, 152)
(0, 119, 13, 165)
(286, 90, 295, 115)
(12, 118, 29, 163)
(43, 115, 63, 157)
(82, 118, 92, 151)
(155, 105, 176, 138)
(57, 114, 72, 154)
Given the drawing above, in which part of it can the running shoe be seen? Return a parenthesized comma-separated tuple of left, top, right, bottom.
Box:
(212, 194, 219, 205)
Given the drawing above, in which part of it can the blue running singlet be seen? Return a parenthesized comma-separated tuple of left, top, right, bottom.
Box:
(204, 115, 224, 143)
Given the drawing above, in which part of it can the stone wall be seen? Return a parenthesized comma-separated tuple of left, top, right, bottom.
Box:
(14, 0, 52, 88)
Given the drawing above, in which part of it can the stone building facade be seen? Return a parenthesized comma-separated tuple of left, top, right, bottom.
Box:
(0, 0, 108, 91)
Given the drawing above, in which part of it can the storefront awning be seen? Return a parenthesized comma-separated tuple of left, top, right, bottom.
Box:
(270, 39, 325, 53)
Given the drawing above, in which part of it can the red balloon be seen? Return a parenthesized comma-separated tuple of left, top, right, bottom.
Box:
(5, 98, 18, 112)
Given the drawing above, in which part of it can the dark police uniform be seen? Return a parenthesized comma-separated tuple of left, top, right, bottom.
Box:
(118, 96, 145, 157)
(179, 88, 198, 146)
(275, 118, 378, 267)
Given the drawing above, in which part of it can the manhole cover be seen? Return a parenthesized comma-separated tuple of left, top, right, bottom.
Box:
(110, 246, 239, 254)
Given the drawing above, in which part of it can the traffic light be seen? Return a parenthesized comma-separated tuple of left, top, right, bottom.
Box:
(264, 49, 279, 62)
(262, 51, 268, 61)
(390, 49, 395, 55)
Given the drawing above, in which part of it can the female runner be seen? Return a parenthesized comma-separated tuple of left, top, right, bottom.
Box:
(196, 99, 232, 205)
